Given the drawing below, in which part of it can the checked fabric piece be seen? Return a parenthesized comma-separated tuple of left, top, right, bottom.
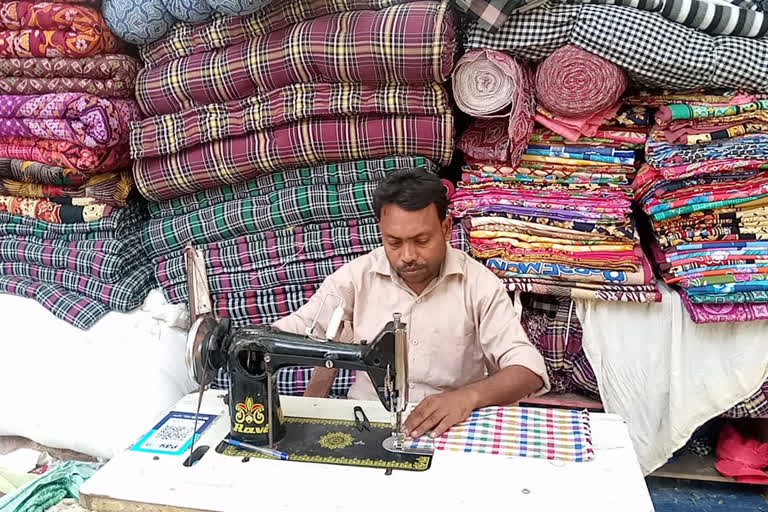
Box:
(407, 406, 595, 462)
(134, 1, 455, 117)
(465, 2, 768, 92)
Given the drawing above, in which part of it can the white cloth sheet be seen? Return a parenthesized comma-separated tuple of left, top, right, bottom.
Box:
(575, 283, 768, 474)
(0, 289, 197, 459)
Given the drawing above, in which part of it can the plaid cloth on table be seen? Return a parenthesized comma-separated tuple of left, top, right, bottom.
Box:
(464, 2, 768, 92)
(406, 406, 595, 462)
(131, 83, 450, 160)
(148, 157, 435, 219)
(135, 1, 455, 116)
(155, 218, 382, 283)
(141, 0, 416, 68)
(134, 114, 454, 201)
(142, 181, 380, 257)
(0, 234, 145, 282)
(0, 262, 154, 311)
(0, 275, 110, 329)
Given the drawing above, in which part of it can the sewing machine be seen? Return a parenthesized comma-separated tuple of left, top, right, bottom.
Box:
(184, 246, 426, 467)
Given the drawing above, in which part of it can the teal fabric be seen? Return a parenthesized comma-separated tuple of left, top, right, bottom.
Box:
(0, 462, 99, 512)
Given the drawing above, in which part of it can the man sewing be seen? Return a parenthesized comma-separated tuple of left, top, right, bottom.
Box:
(273, 168, 549, 439)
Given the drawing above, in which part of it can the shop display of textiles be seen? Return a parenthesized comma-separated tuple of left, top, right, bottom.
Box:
(635, 92, 768, 323)
(0, 1, 151, 327)
(449, 48, 660, 302)
(127, 0, 459, 391)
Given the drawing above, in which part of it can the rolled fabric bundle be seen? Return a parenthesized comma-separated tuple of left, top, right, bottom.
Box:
(453, 49, 526, 117)
(534, 45, 627, 118)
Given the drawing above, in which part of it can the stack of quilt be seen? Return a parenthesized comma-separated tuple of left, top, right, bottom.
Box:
(130, 0, 457, 391)
(0, 1, 151, 328)
(635, 91, 768, 323)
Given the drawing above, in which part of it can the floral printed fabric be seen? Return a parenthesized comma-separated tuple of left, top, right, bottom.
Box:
(0, 2, 121, 58)
(0, 93, 139, 148)
(0, 195, 112, 223)
(0, 137, 130, 173)
(0, 55, 139, 98)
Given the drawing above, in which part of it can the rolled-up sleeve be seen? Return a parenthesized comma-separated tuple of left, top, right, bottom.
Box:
(477, 279, 550, 396)
(271, 263, 356, 341)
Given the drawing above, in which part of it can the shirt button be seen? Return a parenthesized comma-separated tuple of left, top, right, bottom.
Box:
(416, 299, 422, 304)
(412, 339, 418, 345)
(409, 383, 415, 389)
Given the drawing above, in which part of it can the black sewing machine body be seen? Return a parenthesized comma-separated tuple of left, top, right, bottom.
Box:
(188, 318, 403, 447)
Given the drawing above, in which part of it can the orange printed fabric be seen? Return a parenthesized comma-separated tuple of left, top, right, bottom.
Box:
(0, 2, 121, 58)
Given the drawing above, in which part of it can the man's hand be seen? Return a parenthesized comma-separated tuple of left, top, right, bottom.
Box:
(403, 389, 478, 439)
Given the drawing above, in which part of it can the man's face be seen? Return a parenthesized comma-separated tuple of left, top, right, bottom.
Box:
(379, 203, 452, 292)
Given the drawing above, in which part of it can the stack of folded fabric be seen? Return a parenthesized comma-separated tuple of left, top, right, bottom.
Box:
(635, 91, 768, 323)
(450, 47, 660, 302)
(129, 0, 457, 391)
(0, 1, 152, 328)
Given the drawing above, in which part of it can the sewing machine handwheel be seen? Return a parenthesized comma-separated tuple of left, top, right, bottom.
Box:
(185, 316, 229, 386)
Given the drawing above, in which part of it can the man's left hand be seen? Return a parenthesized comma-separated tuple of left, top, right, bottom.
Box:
(403, 389, 478, 439)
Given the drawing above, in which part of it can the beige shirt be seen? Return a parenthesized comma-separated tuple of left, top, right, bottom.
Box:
(273, 245, 550, 402)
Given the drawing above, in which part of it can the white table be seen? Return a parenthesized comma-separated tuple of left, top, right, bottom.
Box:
(80, 392, 654, 512)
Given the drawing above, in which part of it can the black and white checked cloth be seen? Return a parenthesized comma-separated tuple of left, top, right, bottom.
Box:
(213, 367, 356, 396)
(465, 2, 768, 92)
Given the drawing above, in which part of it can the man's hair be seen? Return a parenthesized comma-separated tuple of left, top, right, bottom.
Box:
(373, 167, 448, 220)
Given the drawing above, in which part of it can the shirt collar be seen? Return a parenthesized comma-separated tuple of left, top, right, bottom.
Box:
(370, 244, 465, 280)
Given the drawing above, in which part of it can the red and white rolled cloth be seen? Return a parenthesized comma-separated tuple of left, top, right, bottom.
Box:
(453, 49, 535, 166)
(534, 45, 627, 118)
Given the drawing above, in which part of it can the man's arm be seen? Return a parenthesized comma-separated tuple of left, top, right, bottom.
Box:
(271, 266, 355, 398)
(404, 277, 548, 438)
(404, 365, 542, 438)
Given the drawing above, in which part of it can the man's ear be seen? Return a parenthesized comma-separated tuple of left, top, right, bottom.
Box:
(441, 216, 452, 241)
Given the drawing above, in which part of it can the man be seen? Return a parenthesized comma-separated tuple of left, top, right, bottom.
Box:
(273, 168, 548, 439)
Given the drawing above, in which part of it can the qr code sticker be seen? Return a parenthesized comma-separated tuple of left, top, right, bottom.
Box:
(132, 412, 217, 455)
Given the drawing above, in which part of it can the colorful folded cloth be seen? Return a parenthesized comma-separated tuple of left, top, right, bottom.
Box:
(465, 2, 768, 93)
(0, 2, 122, 58)
(0, 93, 139, 148)
(148, 156, 436, 218)
(139, 0, 416, 69)
(0, 195, 113, 223)
(0, 234, 144, 282)
(0, 261, 153, 311)
(135, 1, 455, 116)
(0, 137, 131, 174)
(154, 218, 381, 283)
(0, 171, 132, 207)
(0, 274, 110, 328)
(0, 55, 139, 97)
(133, 113, 454, 201)
(142, 181, 380, 256)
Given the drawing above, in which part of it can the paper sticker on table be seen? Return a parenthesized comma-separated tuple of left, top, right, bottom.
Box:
(131, 411, 217, 455)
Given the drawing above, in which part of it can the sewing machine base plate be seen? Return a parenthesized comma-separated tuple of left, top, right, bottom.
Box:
(215, 416, 432, 471)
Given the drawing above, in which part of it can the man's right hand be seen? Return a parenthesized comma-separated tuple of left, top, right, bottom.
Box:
(303, 367, 339, 398)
